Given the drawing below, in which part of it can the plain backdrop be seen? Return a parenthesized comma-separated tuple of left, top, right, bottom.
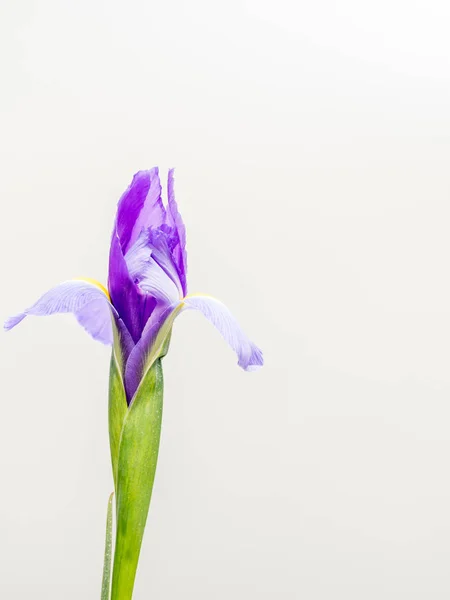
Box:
(1, 1, 450, 598)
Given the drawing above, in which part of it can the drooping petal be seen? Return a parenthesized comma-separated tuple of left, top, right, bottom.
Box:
(4, 280, 115, 345)
(76, 297, 114, 344)
(166, 169, 188, 294)
(124, 293, 263, 402)
(182, 295, 263, 371)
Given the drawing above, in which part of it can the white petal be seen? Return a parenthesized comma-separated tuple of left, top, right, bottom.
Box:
(183, 295, 263, 371)
(4, 280, 114, 345)
(138, 257, 181, 305)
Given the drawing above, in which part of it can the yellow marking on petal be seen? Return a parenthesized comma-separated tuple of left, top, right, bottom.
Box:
(182, 293, 217, 308)
(74, 278, 111, 301)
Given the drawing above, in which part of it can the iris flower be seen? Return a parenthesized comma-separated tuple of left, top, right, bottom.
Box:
(5, 168, 263, 600)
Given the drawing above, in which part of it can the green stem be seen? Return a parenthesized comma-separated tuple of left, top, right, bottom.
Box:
(100, 492, 114, 600)
(109, 359, 164, 600)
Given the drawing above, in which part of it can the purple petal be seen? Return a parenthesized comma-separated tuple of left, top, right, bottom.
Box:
(113, 315, 135, 369)
(4, 280, 115, 345)
(124, 228, 182, 295)
(116, 169, 165, 254)
(109, 170, 169, 342)
(119, 229, 180, 335)
(116, 171, 150, 253)
(147, 227, 184, 296)
(129, 168, 166, 249)
(137, 256, 180, 305)
(124, 304, 175, 401)
(166, 169, 188, 295)
(109, 231, 154, 343)
(123, 229, 153, 280)
(183, 295, 263, 371)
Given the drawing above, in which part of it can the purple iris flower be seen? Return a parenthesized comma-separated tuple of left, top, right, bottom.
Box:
(5, 168, 263, 403)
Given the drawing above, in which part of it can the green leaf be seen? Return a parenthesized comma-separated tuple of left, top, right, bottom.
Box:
(137, 304, 181, 394)
(110, 359, 164, 600)
(101, 492, 114, 600)
(109, 320, 129, 487)
(108, 351, 128, 487)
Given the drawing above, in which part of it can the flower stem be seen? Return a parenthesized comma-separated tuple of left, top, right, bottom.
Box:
(109, 359, 164, 600)
(100, 492, 114, 600)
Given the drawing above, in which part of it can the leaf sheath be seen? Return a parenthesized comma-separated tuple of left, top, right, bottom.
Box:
(109, 359, 164, 600)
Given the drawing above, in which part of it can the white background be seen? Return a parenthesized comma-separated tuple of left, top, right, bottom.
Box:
(1, 0, 450, 598)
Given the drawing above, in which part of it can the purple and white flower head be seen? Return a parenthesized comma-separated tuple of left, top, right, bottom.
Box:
(5, 168, 263, 403)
